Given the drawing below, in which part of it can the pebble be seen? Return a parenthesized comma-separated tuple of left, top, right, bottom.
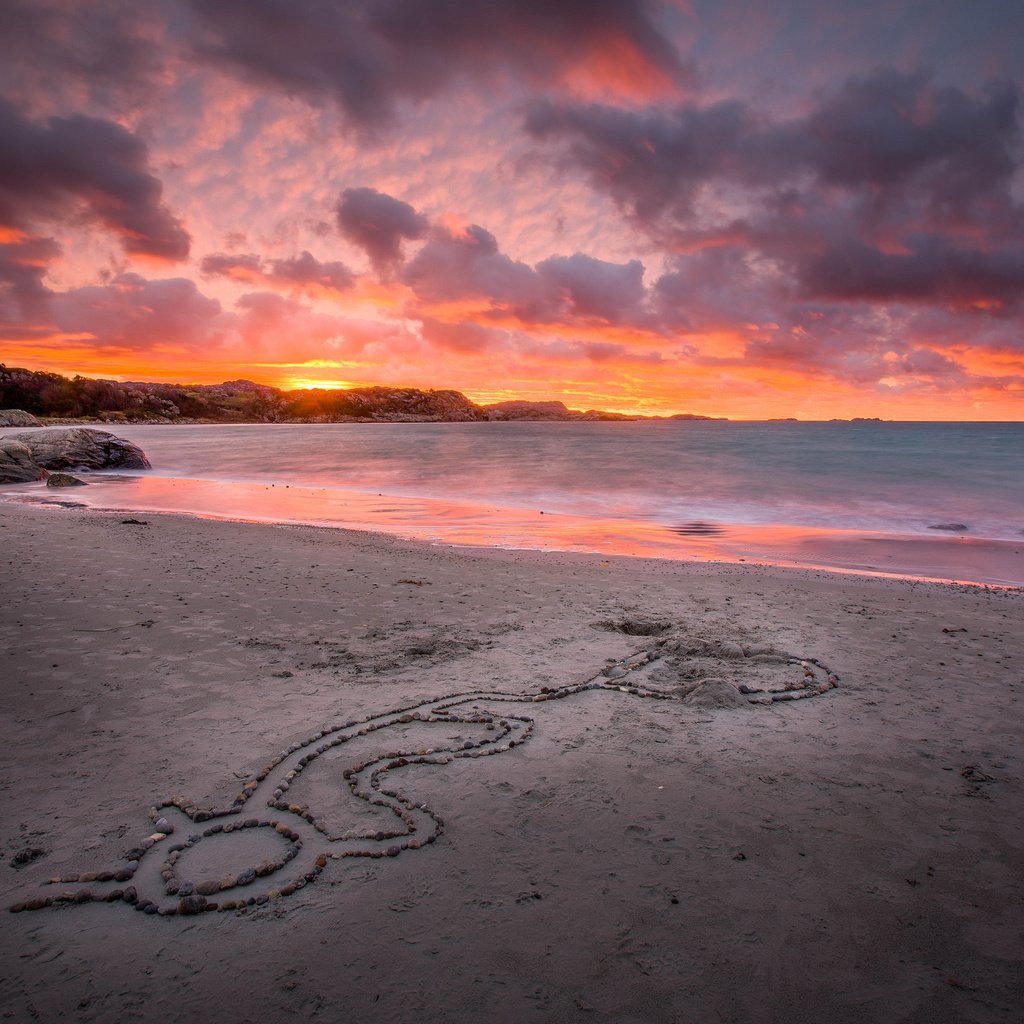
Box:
(178, 895, 208, 915)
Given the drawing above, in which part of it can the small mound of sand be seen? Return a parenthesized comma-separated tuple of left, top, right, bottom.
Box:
(681, 678, 750, 709)
(592, 617, 674, 636)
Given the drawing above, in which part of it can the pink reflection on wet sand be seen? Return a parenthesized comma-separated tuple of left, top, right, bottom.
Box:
(17, 474, 1024, 588)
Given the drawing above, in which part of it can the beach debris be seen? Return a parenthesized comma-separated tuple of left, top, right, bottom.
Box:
(7, 632, 839, 918)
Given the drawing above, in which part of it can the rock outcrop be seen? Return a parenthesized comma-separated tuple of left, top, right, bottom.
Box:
(0, 409, 41, 427)
(0, 439, 48, 483)
(0, 428, 151, 484)
(483, 400, 574, 421)
(482, 400, 638, 421)
(287, 386, 483, 422)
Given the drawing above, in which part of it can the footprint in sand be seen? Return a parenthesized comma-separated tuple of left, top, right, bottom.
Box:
(8, 633, 839, 918)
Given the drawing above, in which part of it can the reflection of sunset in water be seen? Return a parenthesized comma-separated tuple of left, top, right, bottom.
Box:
(15, 474, 1023, 588)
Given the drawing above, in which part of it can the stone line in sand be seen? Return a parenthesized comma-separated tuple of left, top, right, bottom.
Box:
(8, 634, 837, 918)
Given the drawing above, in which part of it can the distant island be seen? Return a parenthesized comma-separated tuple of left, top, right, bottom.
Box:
(0, 365, 726, 424)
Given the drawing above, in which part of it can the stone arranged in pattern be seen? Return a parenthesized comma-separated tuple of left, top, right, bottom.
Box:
(8, 635, 838, 916)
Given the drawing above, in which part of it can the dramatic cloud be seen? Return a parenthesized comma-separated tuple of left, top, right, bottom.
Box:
(527, 67, 1024, 380)
(0, 0, 169, 112)
(402, 219, 654, 334)
(795, 238, 1024, 311)
(3, 3, 1023, 415)
(190, 0, 688, 129)
(403, 223, 552, 320)
(0, 100, 190, 261)
(201, 250, 355, 296)
(535, 253, 646, 325)
(526, 97, 762, 224)
(336, 188, 429, 273)
(526, 69, 1023, 238)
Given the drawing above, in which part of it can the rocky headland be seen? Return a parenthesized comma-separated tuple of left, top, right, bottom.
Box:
(0, 365, 724, 424)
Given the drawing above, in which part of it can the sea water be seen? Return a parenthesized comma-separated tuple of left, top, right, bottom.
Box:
(4, 421, 1023, 584)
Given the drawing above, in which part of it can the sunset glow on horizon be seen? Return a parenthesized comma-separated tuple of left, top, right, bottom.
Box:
(2, 1, 1023, 420)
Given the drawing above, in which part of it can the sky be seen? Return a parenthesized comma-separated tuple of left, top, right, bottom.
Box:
(1, 1, 1023, 419)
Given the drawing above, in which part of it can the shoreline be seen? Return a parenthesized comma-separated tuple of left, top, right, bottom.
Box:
(4, 471, 1023, 588)
(1, 501, 1022, 1022)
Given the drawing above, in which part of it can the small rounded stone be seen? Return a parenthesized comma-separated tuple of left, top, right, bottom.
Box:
(178, 895, 208, 915)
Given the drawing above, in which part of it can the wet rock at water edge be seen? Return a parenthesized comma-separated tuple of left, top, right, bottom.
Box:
(46, 472, 87, 488)
(3, 427, 151, 472)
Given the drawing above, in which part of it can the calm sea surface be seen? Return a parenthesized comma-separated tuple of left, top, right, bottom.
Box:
(5, 421, 1023, 583)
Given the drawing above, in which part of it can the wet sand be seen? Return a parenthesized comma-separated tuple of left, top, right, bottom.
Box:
(1, 502, 1021, 1023)
(7, 470, 1024, 586)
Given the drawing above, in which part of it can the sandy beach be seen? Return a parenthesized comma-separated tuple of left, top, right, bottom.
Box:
(1, 502, 1021, 1023)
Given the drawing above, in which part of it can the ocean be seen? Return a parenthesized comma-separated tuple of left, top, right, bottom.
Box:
(4, 421, 1023, 585)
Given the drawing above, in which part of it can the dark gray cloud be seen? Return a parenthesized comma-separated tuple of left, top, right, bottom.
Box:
(403, 220, 652, 329)
(269, 251, 355, 292)
(526, 68, 1022, 233)
(200, 253, 263, 279)
(795, 238, 1024, 311)
(536, 253, 646, 324)
(0, 0, 169, 111)
(526, 98, 761, 223)
(402, 223, 552, 320)
(0, 100, 190, 261)
(336, 188, 429, 272)
(190, 0, 688, 130)
(201, 250, 355, 294)
(529, 68, 1024, 318)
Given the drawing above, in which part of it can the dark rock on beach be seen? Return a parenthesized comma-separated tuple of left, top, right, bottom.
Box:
(0, 439, 47, 483)
(0, 409, 41, 427)
(0, 427, 151, 484)
(46, 473, 87, 488)
(6, 427, 151, 471)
